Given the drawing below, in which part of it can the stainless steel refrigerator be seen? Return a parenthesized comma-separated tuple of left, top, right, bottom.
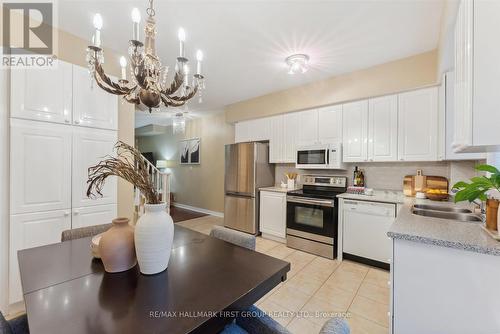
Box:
(224, 142, 275, 234)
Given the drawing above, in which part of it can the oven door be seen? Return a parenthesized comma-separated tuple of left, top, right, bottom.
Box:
(286, 196, 336, 238)
(296, 148, 329, 169)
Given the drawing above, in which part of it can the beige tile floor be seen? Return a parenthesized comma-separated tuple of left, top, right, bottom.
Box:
(177, 216, 390, 334)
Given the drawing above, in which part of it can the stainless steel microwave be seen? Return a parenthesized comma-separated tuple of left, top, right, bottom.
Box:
(295, 143, 344, 169)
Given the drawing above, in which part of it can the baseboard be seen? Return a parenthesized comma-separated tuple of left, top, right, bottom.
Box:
(172, 203, 224, 218)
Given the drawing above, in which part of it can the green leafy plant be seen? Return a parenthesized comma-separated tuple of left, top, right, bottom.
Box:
(452, 164, 500, 203)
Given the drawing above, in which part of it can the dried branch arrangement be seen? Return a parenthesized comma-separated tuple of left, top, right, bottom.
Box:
(87, 141, 161, 204)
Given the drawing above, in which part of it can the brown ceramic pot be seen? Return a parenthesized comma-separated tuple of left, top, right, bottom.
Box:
(99, 217, 137, 273)
(486, 199, 499, 231)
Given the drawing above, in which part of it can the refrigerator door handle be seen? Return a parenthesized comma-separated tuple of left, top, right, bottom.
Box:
(226, 191, 254, 198)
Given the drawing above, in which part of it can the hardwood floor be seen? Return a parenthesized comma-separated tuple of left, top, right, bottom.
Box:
(170, 206, 208, 223)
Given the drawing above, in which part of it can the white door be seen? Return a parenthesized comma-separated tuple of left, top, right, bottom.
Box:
(318, 105, 342, 143)
(283, 112, 300, 163)
(10, 119, 72, 214)
(11, 60, 72, 124)
(9, 210, 71, 303)
(72, 127, 118, 208)
(269, 115, 284, 163)
(72, 65, 118, 130)
(398, 87, 438, 161)
(297, 109, 318, 146)
(342, 100, 368, 162)
(259, 191, 286, 239)
(368, 95, 398, 161)
(72, 204, 117, 229)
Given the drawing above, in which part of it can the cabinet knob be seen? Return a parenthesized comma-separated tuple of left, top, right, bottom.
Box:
(399, 158, 404, 161)
(74, 120, 80, 124)
(73, 210, 80, 215)
(64, 119, 70, 123)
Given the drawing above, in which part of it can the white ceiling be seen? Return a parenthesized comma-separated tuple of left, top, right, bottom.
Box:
(57, 0, 445, 127)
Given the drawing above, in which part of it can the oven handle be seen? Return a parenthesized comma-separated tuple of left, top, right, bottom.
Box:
(287, 196, 334, 207)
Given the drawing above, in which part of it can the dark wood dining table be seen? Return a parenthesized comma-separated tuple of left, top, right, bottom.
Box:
(17, 225, 290, 334)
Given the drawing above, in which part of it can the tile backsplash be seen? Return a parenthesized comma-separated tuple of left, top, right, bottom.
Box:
(275, 161, 483, 191)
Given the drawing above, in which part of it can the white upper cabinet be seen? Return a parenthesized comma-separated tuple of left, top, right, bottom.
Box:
(234, 118, 270, 143)
(234, 122, 249, 143)
(72, 127, 118, 208)
(368, 95, 398, 161)
(297, 109, 319, 146)
(73, 65, 118, 130)
(269, 115, 284, 163)
(10, 119, 72, 214)
(318, 105, 343, 143)
(342, 100, 368, 162)
(11, 61, 72, 124)
(441, 72, 485, 160)
(283, 112, 300, 163)
(398, 87, 438, 161)
(453, 0, 500, 152)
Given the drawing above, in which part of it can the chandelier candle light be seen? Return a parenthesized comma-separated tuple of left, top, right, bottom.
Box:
(86, 0, 206, 112)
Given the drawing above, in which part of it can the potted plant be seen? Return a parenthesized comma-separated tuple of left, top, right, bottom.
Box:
(87, 141, 174, 275)
(452, 164, 500, 231)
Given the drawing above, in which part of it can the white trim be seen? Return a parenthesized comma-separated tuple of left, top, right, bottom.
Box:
(172, 203, 224, 218)
(261, 233, 286, 244)
(0, 69, 9, 313)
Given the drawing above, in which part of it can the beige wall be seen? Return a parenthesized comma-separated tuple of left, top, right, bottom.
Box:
(56, 29, 135, 220)
(136, 112, 234, 213)
(225, 50, 438, 123)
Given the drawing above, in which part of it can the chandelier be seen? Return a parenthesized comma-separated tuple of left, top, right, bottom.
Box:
(86, 0, 205, 112)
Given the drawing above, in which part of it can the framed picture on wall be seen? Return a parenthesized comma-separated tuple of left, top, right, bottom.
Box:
(179, 138, 201, 164)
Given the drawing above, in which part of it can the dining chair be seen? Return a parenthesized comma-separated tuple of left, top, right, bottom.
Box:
(220, 305, 350, 334)
(209, 226, 256, 251)
(0, 311, 29, 334)
(61, 223, 112, 242)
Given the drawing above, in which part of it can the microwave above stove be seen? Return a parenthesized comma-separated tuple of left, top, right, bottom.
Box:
(296, 143, 345, 170)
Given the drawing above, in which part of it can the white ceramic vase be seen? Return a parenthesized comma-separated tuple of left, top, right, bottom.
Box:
(134, 202, 174, 275)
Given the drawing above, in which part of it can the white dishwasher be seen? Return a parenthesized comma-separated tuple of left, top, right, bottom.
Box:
(342, 200, 396, 266)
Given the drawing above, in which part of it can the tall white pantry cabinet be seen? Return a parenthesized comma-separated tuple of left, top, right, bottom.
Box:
(8, 60, 118, 304)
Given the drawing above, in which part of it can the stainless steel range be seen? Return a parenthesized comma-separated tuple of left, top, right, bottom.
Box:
(286, 175, 347, 259)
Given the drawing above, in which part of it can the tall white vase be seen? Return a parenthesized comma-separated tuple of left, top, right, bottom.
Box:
(134, 202, 174, 275)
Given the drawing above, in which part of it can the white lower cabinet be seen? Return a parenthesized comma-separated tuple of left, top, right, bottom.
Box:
(392, 239, 500, 334)
(9, 210, 71, 304)
(72, 204, 117, 229)
(259, 191, 286, 241)
(72, 127, 118, 208)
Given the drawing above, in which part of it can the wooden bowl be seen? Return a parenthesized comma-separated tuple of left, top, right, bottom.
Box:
(426, 192, 449, 201)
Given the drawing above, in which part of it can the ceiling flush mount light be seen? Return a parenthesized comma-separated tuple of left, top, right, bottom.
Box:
(86, 0, 206, 112)
(285, 54, 309, 74)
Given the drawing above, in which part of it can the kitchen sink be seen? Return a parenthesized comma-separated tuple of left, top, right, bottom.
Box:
(412, 208, 483, 223)
(413, 204, 472, 214)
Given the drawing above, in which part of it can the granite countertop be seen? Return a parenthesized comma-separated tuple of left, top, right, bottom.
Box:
(337, 190, 406, 204)
(388, 198, 500, 256)
(259, 186, 300, 193)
